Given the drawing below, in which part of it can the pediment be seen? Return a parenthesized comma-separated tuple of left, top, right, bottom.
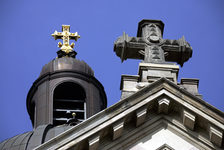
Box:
(114, 121, 199, 150)
(156, 144, 175, 150)
(35, 78, 224, 150)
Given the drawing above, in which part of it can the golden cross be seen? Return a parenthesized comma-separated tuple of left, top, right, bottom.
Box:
(52, 25, 80, 54)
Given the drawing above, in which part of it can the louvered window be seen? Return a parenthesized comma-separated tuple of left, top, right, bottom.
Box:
(53, 82, 86, 126)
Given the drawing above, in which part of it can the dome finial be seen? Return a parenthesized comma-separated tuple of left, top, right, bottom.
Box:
(52, 25, 80, 58)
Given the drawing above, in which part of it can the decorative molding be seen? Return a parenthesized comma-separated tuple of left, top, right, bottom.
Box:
(113, 120, 124, 140)
(156, 144, 175, 150)
(183, 110, 196, 130)
(158, 98, 170, 114)
(34, 85, 224, 150)
(88, 134, 100, 150)
(209, 125, 223, 147)
(136, 106, 148, 127)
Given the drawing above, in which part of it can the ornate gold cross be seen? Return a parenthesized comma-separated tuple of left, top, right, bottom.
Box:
(52, 25, 80, 54)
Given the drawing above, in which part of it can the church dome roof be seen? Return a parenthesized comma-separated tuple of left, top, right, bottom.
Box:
(0, 124, 73, 150)
(0, 131, 32, 150)
(40, 57, 94, 77)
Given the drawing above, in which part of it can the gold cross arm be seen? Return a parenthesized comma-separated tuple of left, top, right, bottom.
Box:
(52, 30, 63, 40)
(70, 32, 81, 41)
(51, 25, 80, 54)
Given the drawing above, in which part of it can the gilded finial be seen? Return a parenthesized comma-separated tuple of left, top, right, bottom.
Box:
(52, 25, 80, 55)
(72, 112, 76, 118)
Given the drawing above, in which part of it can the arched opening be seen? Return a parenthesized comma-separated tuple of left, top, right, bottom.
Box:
(53, 82, 86, 126)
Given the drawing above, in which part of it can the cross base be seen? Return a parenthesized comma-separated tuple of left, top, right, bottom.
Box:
(138, 63, 179, 83)
(120, 63, 179, 100)
(57, 50, 77, 58)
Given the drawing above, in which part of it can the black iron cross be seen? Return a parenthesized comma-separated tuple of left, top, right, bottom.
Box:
(114, 19, 192, 66)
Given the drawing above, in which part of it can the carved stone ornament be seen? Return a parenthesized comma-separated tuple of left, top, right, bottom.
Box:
(114, 19, 192, 66)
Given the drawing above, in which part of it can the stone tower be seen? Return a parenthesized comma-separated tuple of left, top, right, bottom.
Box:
(114, 19, 197, 99)
(33, 20, 223, 150)
(27, 25, 107, 128)
(1, 20, 224, 150)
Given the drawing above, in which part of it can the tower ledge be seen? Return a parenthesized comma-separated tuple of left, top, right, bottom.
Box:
(120, 63, 179, 99)
(138, 63, 179, 83)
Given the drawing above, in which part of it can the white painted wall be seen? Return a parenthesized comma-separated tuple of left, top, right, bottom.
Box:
(130, 128, 199, 150)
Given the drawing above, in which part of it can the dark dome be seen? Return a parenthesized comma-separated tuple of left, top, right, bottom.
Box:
(26, 56, 107, 127)
(0, 124, 73, 150)
(40, 57, 94, 77)
(0, 132, 32, 150)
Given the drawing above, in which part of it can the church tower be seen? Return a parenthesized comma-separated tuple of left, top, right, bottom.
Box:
(1, 20, 224, 150)
(33, 20, 223, 150)
(27, 25, 107, 128)
(114, 19, 197, 99)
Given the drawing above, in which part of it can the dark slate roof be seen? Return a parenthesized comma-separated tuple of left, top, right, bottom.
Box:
(0, 124, 73, 150)
(44, 125, 72, 142)
(0, 132, 32, 150)
(40, 57, 94, 77)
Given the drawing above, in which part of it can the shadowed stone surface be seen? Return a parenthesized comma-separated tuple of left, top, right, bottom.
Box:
(114, 19, 192, 66)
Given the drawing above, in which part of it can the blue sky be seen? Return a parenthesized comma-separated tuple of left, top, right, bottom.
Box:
(0, 0, 223, 142)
